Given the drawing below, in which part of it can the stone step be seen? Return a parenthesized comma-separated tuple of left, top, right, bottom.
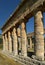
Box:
(1, 51, 45, 65)
(16, 55, 45, 65)
(15, 55, 37, 65)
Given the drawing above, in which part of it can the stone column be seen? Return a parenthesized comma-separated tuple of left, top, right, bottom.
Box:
(8, 31, 12, 53)
(34, 11, 44, 60)
(30, 37, 32, 49)
(12, 27, 18, 55)
(17, 28, 20, 37)
(17, 28, 21, 51)
(21, 21, 27, 57)
(5, 34, 8, 51)
(2, 35, 5, 51)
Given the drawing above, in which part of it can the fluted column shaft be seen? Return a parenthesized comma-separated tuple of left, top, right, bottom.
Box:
(8, 31, 12, 53)
(30, 37, 32, 49)
(12, 27, 18, 55)
(17, 28, 21, 50)
(17, 28, 20, 37)
(34, 11, 44, 60)
(21, 21, 27, 56)
(5, 34, 8, 51)
(2, 35, 5, 51)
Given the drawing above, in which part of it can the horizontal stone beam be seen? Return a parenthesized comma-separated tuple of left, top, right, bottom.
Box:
(27, 29, 45, 38)
(1, 0, 45, 35)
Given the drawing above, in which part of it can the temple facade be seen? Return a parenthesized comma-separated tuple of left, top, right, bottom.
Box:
(1, 0, 45, 61)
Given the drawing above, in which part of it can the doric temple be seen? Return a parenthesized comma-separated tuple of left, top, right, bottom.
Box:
(1, 0, 45, 64)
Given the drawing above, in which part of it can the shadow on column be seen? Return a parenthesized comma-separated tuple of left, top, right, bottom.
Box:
(27, 37, 35, 57)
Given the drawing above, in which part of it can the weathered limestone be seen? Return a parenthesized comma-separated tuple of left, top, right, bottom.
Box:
(5, 34, 8, 51)
(34, 11, 44, 60)
(18, 38, 21, 51)
(12, 27, 18, 55)
(30, 37, 32, 49)
(21, 21, 27, 56)
(17, 28, 20, 37)
(2, 35, 5, 51)
(1, 1, 45, 63)
(8, 31, 12, 53)
(17, 28, 21, 51)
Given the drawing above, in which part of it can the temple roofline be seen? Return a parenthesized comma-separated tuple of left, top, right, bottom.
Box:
(1, 0, 26, 30)
(1, 0, 45, 30)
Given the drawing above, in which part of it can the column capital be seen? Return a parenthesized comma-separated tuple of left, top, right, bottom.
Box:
(13, 27, 16, 32)
(21, 22, 26, 29)
(8, 31, 10, 36)
(34, 11, 43, 19)
(5, 33, 7, 37)
(12, 27, 16, 36)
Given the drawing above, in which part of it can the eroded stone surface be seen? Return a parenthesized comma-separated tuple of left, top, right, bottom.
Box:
(5, 34, 8, 51)
(12, 27, 18, 55)
(2, 36, 5, 51)
(21, 22, 27, 57)
(30, 37, 32, 49)
(34, 11, 44, 60)
(8, 31, 12, 53)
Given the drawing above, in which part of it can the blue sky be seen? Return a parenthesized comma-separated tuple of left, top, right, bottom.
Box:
(0, 0, 45, 34)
